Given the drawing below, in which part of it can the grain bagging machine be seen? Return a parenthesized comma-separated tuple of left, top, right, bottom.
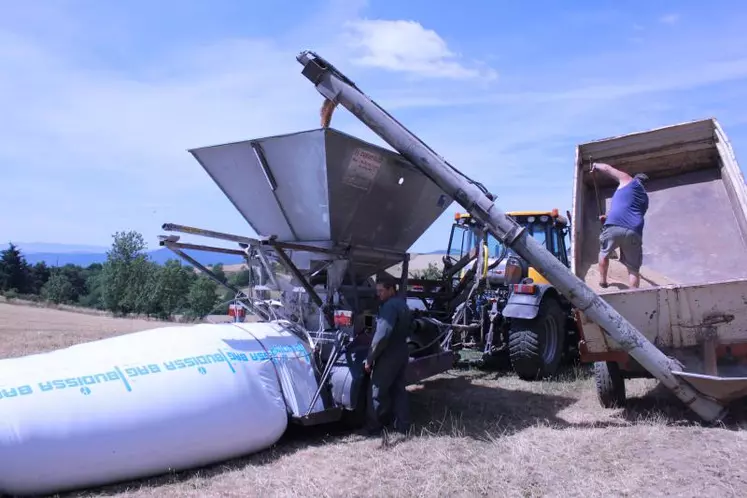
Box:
(158, 126, 459, 427)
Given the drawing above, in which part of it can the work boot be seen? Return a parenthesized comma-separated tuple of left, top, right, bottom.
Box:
(355, 425, 383, 438)
(394, 423, 412, 437)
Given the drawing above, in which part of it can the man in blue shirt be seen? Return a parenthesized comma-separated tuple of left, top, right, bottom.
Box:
(591, 162, 649, 289)
(361, 277, 412, 436)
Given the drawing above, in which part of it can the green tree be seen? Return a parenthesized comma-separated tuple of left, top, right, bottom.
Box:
(126, 258, 160, 315)
(151, 260, 194, 318)
(0, 243, 32, 294)
(41, 270, 75, 304)
(29, 262, 51, 294)
(187, 275, 219, 319)
(57, 264, 89, 302)
(211, 263, 227, 284)
(78, 264, 104, 309)
(410, 262, 442, 280)
(99, 231, 152, 315)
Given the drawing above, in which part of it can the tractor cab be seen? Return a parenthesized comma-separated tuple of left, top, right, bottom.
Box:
(501, 210, 571, 285)
(445, 209, 576, 380)
(446, 209, 571, 286)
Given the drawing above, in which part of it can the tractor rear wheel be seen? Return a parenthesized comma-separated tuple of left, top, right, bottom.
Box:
(508, 297, 566, 380)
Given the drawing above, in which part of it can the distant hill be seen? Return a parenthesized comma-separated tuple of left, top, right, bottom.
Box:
(10, 242, 445, 268)
(10, 243, 244, 268)
(14, 242, 110, 254)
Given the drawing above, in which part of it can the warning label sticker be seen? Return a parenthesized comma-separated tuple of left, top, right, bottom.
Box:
(342, 148, 383, 191)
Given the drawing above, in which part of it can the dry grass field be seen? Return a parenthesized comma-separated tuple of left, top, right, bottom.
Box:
(3, 301, 747, 498)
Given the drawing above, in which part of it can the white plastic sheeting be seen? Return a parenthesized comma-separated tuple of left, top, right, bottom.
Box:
(0, 321, 325, 496)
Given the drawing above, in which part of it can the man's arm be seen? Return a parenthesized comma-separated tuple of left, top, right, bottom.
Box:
(591, 162, 633, 186)
(366, 303, 396, 366)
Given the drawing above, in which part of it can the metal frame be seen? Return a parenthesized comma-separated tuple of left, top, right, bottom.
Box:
(159, 225, 340, 324)
(157, 234, 273, 322)
(157, 221, 461, 425)
(159, 222, 412, 310)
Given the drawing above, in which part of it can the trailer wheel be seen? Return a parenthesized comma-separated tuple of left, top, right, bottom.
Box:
(594, 361, 626, 408)
(508, 297, 566, 380)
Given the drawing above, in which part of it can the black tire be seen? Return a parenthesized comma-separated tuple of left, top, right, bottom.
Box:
(508, 297, 566, 380)
(594, 361, 626, 408)
(481, 347, 511, 371)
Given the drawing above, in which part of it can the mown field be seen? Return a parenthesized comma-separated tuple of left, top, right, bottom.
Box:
(2, 302, 747, 498)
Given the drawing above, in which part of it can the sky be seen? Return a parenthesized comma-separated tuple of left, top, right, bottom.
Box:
(2, 0, 747, 254)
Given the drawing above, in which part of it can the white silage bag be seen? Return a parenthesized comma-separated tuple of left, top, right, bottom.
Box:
(0, 321, 321, 496)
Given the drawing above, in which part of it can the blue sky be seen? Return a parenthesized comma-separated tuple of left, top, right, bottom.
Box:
(2, 0, 747, 254)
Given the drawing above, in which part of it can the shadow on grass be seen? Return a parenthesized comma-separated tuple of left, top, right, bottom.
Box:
(448, 360, 747, 431)
(54, 365, 742, 498)
(615, 381, 747, 428)
(54, 367, 593, 497)
(406, 369, 620, 442)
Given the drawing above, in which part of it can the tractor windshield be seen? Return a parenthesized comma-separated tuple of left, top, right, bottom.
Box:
(502, 218, 552, 258)
(448, 224, 479, 259)
(525, 222, 548, 247)
(509, 217, 569, 265)
(447, 215, 568, 265)
(450, 225, 506, 260)
(486, 233, 505, 259)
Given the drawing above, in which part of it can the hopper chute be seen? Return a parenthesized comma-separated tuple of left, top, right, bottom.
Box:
(188, 128, 454, 279)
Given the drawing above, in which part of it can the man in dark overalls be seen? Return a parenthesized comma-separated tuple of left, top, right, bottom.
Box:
(361, 277, 412, 436)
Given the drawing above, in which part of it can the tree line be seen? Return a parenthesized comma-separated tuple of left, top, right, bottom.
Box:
(0, 231, 255, 321)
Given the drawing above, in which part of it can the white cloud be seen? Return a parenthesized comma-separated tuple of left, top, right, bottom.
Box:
(343, 19, 497, 81)
(0, 5, 366, 246)
(660, 13, 680, 25)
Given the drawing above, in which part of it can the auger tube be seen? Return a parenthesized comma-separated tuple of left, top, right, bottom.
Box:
(295, 50, 727, 423)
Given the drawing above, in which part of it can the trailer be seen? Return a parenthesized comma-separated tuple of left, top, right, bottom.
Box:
(570, 118, 747, 408)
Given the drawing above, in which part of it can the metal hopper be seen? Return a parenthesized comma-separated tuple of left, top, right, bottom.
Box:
(188, 128, 453, 280)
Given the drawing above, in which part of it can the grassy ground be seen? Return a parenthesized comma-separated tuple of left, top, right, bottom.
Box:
(2, 302, 747, 497)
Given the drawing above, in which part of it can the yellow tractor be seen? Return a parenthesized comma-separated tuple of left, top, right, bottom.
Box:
(443, 209, 577, 379)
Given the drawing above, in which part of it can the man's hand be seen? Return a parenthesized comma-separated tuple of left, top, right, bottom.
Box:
(599, 214, 607, 223)
(590, 162, 632, 185)
(591, 162, 610, 175)
(363, 360, 371, 374)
